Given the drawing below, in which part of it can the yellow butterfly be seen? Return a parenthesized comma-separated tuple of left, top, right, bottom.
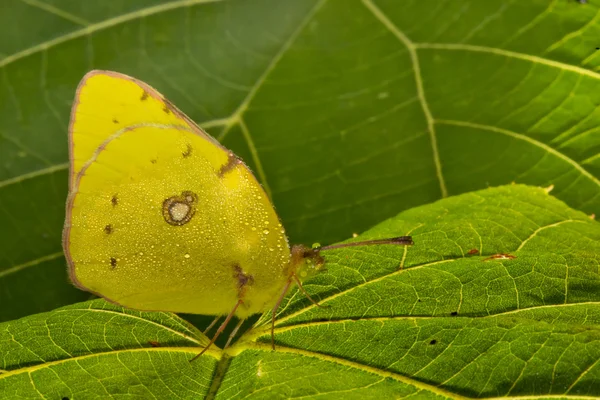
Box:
(62, 71, 413, 359)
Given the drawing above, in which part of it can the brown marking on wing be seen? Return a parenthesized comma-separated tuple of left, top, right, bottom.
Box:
(182, 143, 192, 158)
(218, 152, 240, 176)
(232, 264, 254, 299)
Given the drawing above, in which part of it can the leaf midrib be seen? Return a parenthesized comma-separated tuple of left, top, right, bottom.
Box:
(0, 346, 211, 379)
(267, 302, 600, 336)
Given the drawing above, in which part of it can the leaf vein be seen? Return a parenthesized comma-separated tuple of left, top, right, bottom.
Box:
(0, 0, 225, 69)
(362, 0, 447, 198)
(18, 0, 90, 27)
(435, 120, 600, 189)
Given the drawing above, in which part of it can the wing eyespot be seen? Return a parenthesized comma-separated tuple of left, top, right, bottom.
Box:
(162, 191, 198, 226)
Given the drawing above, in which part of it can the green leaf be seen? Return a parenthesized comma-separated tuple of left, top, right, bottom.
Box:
(1, 0, 599, 323)
(2, 185, 599, 399)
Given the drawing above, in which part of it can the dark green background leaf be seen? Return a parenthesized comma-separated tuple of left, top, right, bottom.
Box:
(2, 185, 599, 399)
(1, 1, 599, 325)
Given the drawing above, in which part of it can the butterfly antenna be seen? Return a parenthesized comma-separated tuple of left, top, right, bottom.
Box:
(190, 299, 242, 362)
(292, 274, 329, 309)
(316, 236, 413, 252)
(271, 278, 293, 350)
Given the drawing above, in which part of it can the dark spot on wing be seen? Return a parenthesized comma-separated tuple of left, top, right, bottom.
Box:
(162, 191, 197, 226)
(110, 257, 117, 268)
(151, 159, 157, 164)
(111, 195, 118, 206)
(182, 144, 192, 158)
(233, 264, 254, 289)
(218, 152, 239, 176)
(104, 224, 113, 234)
(112, 118, 119, 124)
(233, 264, 255, 299)
(162, 105, 171, 114)
(141, 91, 149, 101)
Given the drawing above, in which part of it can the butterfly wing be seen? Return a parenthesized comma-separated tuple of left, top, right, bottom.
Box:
(63, 71, 290, 317)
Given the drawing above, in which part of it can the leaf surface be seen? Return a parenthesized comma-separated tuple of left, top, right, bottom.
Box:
(1, 185, 599, 399)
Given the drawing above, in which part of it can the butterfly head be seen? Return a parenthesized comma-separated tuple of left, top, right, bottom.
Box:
(288, 244, 326, 281)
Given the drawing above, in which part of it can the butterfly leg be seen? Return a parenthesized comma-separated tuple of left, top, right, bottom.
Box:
(224, 318, 246, 349)
(190, 299, 242, 362)
(268, 274, 329, 351)
(292, 274, 329, 309)
(270, 278, 293, 350)
(203, 316, 220, 335)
